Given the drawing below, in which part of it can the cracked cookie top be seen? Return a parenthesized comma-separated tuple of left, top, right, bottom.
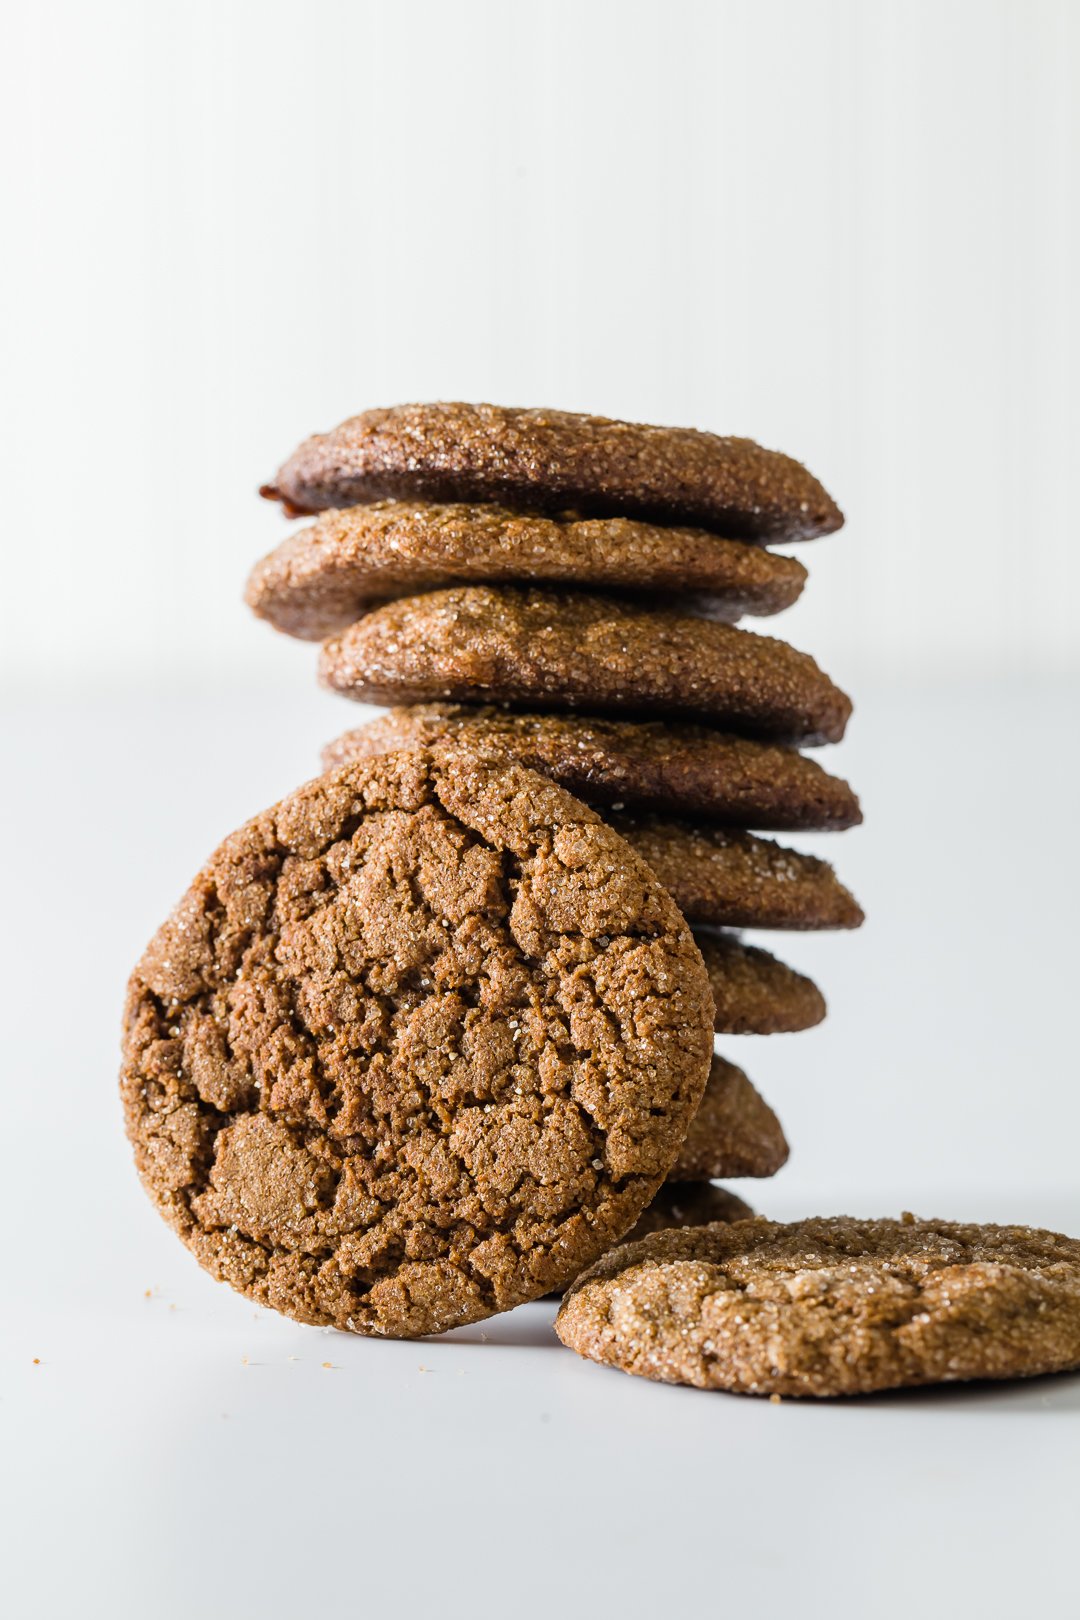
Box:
(120, 749, 714, 1338)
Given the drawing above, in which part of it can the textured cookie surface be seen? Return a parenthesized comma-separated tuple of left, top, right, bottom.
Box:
(610, 814, 864, 930)
(670, 1056, 788, 1180)
(696, 931, 826, 1034)
(262, 402, 843, 541)
(323, 705, 861, 830)
(319, 586, 852, 746)
(556, 1216, 1080, 1396)
(120, 751, 714, 1338)
(246, 500, 807, 639)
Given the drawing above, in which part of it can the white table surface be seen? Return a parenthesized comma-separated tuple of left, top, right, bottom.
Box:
(2, 675, 1078, 1619)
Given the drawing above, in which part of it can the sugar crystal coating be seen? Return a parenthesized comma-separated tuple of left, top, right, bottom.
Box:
(319, 585, 853, 746)
(556, 1216, 1080, 1396)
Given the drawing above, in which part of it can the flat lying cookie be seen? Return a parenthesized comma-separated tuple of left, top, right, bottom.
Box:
(696, 930, 826, 1034)
(120, 751, 714, 1338)
(555, 1216, 1080, 1397)
(261, 402, 843, 541)
(322, 705, 862, 830)
(319, 586, 852, 746)
(610, 814, 864, 930)
(623, 1182, 754, 1245)
(670, 1055, 788, 1180)
(246, 500, 807, 639)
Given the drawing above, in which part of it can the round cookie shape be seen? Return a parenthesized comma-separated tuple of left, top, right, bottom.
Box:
(696, 930, 826, 1034)
(245, 500, 807, 640)
(555, 1216, 1080, 1396)
(322, 705, 862, 831)
(623, 1182, 755, 1245)
(261, 402, 844, 541)
(319, 586, 853, 747)
(120, 750, 715, 1338)
(670, 1055, 788, 1181)
(609, 814, 864, 930)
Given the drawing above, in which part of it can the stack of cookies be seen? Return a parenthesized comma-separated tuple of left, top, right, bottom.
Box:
(247, 403, 864, 1242)
(119, 401, 1080, 1396)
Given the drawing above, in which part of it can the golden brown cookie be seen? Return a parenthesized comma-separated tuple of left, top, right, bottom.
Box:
(261, 402, 843, 541)
(555, 1216, 1080, 1397)
(610, 814, 864, 930)
(319, 586, 853, 747)
(245, 500, 807, 639)
(322, 705, 862, 831)
(120, 750, 714, 1338)
(670, 1055, 788, 1180)
(696, 931, 826, 1034)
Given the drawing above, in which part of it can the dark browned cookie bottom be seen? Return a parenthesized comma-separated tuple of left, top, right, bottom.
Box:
(556, 1215, 1080, 1396)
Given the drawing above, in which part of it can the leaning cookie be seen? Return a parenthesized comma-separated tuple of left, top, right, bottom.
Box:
(670, 1056, 788, 1181)
(697, 931, 826, 1034)
(319, 586, 852, 746)
(246, 501, 807, 639)
(322, 705, 861, 830)
(610, 815, 864, 931)
(555, 1216, 1080, 1396)
(120, 749, 714, 1339)
(261, 402, 843, 540)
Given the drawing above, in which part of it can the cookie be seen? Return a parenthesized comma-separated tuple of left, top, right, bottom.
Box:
(670, 1055, 788, 1180)
(546, 1183, 755, 1296)
(120, 750, 715, 1338)
(322, 705, 862, 831)
(319, 586, 853, 747)
(696, 930, 826, 1034)
(555, 1216, 1080, 1396)
(623, 1182, 754, 1245)
(261, 402, 843, 541)
(245, 500, 807, 640)
(609, 814, 864, 930)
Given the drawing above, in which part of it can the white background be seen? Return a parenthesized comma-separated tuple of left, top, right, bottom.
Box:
(2, 3, 1078, 1617)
